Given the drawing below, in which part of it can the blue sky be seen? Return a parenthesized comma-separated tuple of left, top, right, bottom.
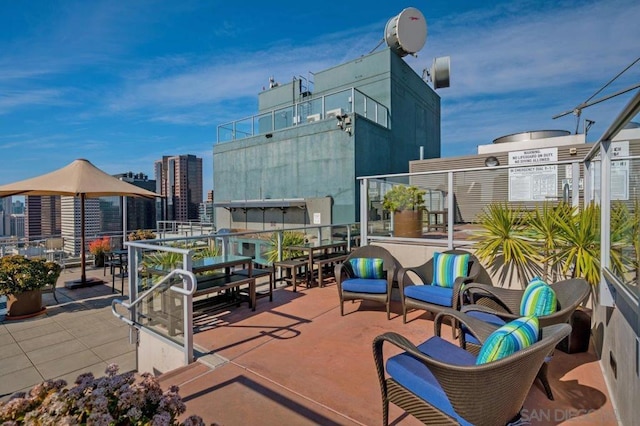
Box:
(1, 0, 639, 198)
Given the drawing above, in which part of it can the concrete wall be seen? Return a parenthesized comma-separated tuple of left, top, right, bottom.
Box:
(593, 280, 639, 426)
(138, 330, 188, 376)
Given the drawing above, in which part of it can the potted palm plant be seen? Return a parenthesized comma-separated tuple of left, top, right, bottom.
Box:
(382, 185, 426, 237)
(0, 255, 61, 318)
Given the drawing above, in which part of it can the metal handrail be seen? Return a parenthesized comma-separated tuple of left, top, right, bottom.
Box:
(111, 268, 196, 326)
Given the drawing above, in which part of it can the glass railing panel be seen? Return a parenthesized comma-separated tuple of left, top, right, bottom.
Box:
(296, 98, 324, 123)
(274, 106, 294, 130)
(377, 104, 389, 127)
(234, 117, 253, 140)
(353, 91, 366, 117)
(135, 273, 186, 345)
(324, 90, 351, 116)
(255, 111, 273, 134)
(610, 156, 640, 297)
(217, 123, 234, 144)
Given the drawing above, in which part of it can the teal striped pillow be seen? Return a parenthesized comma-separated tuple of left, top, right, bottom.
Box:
(520, 277, 557, 316)
(349, 258, 384, 279)
(431, 252, 470, 288)
(476, 316, 539, 364)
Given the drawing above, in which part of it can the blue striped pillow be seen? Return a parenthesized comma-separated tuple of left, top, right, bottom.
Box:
(520, 277, 557, 316)
(476, 316, 539, 364)
(349, 258, 384, 279)
(431, 252, 470, 288)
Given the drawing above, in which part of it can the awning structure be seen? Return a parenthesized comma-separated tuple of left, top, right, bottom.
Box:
(213, 198, 306, 209)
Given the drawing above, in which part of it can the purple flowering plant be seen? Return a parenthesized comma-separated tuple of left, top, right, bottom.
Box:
(0, 364, 205, 426)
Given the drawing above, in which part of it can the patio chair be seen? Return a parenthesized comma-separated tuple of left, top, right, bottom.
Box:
(335, 245, 400, 319)
(373, 310, 572, 426)
(458, 277, 591, 400)
(397, 249, 492, 324)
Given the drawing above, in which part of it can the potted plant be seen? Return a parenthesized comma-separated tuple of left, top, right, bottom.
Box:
(89, 237, 111, 267)
(382, 185, 426, 237)
(128, 229, 156, 241)
(0, 255, 61, 318)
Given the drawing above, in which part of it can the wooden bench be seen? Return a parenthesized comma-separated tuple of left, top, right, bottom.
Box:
(234, 267, 274, 301)
(313, 252, 348, 287)
(273, 259, 309, 292)
(195, 273, 257, 311)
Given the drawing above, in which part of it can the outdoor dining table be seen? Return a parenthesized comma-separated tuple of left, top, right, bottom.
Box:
(191, 254, 253, 276)
(190, 254, 257, 310)
(289, 240, 348, 286)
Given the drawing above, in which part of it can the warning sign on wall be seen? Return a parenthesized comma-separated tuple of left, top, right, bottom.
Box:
(508, 148, 558, 201)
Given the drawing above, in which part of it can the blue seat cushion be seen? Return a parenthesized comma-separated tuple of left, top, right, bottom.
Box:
(404, 284, 453, 307)
(386, 336, 474, 426)
(462, 310, 507, 346)
(342, 278, 387, 294)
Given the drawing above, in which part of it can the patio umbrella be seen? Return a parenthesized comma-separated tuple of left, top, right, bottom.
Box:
(0, 158, 159, 286)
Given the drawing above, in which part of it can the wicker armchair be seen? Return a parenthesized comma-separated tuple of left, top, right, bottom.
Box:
(397, 249, 493, 323)
(373, 310, 571, 426)
(335, 245, 400, 319)
(458, 277, 590, 400)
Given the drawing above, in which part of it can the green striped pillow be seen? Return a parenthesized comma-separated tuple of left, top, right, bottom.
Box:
(349, 258, 384, 279)
(476, 316, 539, 364)
(520, 277, 557, 316)
(431, 252, 470, 288)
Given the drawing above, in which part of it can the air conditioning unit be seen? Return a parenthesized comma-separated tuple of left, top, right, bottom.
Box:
(292, 115, 302, 124)
(307, 113, 322, 123)
(326, 108, 344, 119)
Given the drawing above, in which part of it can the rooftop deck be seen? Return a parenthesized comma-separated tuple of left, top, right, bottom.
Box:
(0, 263, 616, 424)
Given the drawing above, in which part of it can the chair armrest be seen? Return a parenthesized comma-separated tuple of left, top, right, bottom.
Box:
(398, 263, 430, 293)
(460, 304, 520, 322)
(461, 283, 523, 314)
(433, 309, 498, 343)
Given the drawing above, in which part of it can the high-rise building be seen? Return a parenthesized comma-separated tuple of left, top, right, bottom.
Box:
(113, 172, 157, 231)
(61, 196, 100, 256)
(25, 196, 62, 240)
(25, 196, 42, 239)
(41, 196, 61, 237)
(1, 196, 11, 236)
(154, 155, 202, 222)
(10, 214, 25, 237)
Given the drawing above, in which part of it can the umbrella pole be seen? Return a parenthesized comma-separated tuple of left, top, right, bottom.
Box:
(81, 193, 86, 284)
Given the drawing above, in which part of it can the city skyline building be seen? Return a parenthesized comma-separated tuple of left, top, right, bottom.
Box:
(1, 197, 11, 236)
(154, 155, 202, 223)
(61, 196, 100, 256)
(25, 196, 61, 240)
(25, 196, 42, 239)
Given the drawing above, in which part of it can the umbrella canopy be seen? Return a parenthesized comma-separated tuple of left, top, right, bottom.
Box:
(0, 158, 158, 198)
(0, 158, 159, 285)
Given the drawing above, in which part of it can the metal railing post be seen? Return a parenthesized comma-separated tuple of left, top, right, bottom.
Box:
(447, 172, 454, 249)
(183, 252, 194, 363)
(360, 178, 368, 246)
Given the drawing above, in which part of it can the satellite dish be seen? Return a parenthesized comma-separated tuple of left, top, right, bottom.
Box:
(384, 7, 427, 57)
(430, 56, 450, 89)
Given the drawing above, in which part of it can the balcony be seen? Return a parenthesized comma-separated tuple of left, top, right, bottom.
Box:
(216, 87, 389, 143)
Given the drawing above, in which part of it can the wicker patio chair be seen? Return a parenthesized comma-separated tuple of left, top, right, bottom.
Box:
(373, 310, 572, 426)
(397, 249, 493, 323)
(335, 245, 400, 319)
(458, 277, 591, 400)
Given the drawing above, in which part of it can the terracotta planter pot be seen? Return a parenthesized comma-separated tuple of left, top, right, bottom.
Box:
(393, 210, 423, 238)
(6, 289, 45, 319)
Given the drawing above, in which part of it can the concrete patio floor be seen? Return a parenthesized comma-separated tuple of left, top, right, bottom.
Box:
(0, 264, 136, 399)
(161, 281, 618, 426)
(1, 264, 619, 425)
